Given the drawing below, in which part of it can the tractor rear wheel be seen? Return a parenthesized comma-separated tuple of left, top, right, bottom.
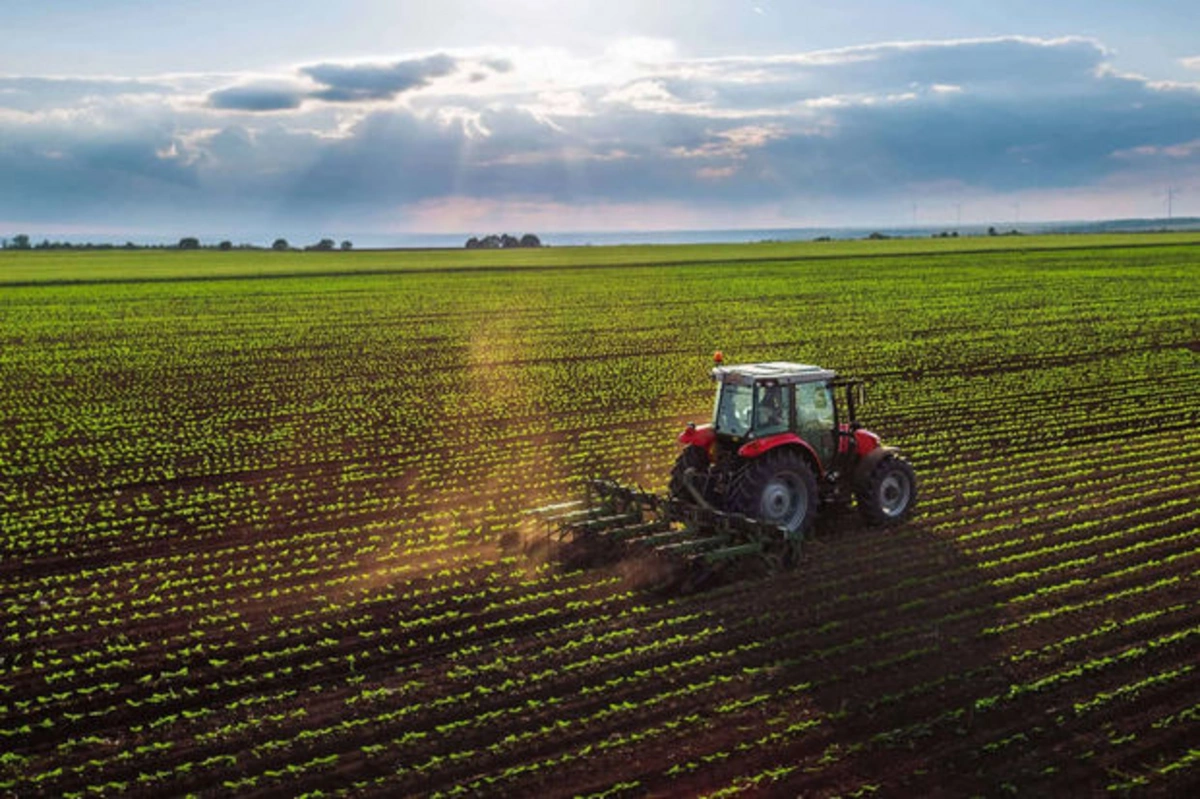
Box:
(669, 445, 712, 504)
(856, 455, 917, 525)
(728, 448, 819, 535)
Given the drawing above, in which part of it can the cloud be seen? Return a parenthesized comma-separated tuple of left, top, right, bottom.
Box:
(0, 76, 176, 114)
(207, 83, 307, 111)
(1181, 56, 1200, 71)
(606, 37, 678, 65)
(1112, 138, 1200, 160)
(612, 36, 1113, 115)
(200, 53, 477, 112)
(3, 36, 1200, 236)
(481, 57, 514, 74)
(301, 53, 459, 102)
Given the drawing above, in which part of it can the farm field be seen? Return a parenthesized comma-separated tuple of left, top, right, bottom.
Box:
(1, 234, 1198, 797)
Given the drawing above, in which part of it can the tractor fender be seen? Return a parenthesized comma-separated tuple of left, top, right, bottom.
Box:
(737, 433, 823, 477)
(853, 445, 899, 488)
(854, 428, 882, 456)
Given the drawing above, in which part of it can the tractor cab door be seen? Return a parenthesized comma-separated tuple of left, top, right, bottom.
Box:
(795, 381, 836, 467)
(753, 383, 791, 436)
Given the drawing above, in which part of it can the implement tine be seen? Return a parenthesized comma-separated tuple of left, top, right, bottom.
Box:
(529, 476, 802, 588)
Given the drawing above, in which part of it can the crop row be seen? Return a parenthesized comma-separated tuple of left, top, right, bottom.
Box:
(2, 241, 1197, 795)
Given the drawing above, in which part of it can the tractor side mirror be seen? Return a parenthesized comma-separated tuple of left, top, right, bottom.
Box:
(844, 381, 866, 430)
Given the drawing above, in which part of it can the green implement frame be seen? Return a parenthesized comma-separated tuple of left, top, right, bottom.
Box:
(527, 479, 803, 592)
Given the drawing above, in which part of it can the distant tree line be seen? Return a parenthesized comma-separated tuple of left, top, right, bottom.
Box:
(464, 233, 542, 249)
(2, 235, 353, 251)
(0, 234, 143, 250)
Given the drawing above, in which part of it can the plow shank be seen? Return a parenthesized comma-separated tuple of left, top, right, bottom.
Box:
(526, 479, 802, 592)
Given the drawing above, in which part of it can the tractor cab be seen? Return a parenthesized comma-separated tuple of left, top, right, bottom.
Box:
(709, 361, 857, 470)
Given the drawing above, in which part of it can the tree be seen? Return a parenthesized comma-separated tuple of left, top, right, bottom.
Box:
(340, 240, 353, 251)
(218, 240, 233, 251)
(311, 238, 335, 251)
(11, 234, 30, 250)
(272, 238, 289, 251)
(178, 237, 200, 249)
(467, 233, 541, 248)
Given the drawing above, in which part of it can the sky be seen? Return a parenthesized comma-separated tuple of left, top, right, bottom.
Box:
(2, 0, 1200, 243)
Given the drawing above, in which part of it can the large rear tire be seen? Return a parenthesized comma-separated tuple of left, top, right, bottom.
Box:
(669, 445, 712, 504)
(856, 455, 917, 525)
(727, 448, 819, 535)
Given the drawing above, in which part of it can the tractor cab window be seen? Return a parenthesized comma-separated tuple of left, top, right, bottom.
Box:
(754, 384, 790, 436)
(796, 382, 836, 464)
(714, 382, 754, 438)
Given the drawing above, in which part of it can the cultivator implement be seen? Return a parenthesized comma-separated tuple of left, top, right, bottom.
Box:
(527, 479, 802, 592)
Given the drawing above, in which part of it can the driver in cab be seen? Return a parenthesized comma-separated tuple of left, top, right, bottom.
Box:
(757, 386, 786, 431)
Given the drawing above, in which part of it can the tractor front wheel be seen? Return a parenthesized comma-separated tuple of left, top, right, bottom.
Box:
(669, 445, 712, 504)
(856, 455, 918, 525)
(728, 448, 819, 535)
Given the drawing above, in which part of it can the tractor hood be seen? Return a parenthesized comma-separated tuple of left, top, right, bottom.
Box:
(679, 423, 716, 449)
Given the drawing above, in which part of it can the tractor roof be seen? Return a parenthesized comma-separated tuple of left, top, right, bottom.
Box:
(712, 361, 837, 386)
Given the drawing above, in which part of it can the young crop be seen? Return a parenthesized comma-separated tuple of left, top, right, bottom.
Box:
(1, 235, 1197, 797)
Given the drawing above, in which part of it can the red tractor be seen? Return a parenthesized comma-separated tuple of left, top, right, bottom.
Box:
(670, 355, 917, 534)
(530, 355, 917, 589)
